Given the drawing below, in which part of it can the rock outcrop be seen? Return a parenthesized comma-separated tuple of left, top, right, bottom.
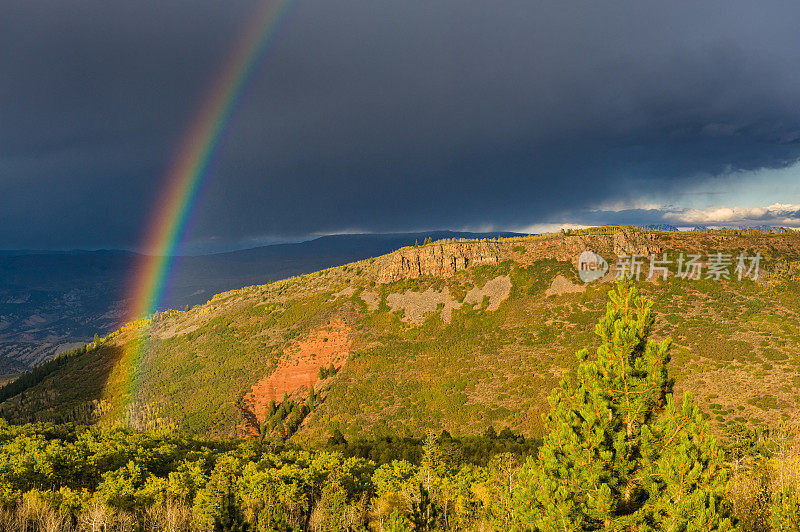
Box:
(378, 241, 503, 283)
(612, 230, 662, 257)
(371, 229, 800, 284)
(376, 231, 668, 283)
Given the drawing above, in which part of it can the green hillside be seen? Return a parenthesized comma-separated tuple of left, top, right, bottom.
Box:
(2, 227, 800, 444)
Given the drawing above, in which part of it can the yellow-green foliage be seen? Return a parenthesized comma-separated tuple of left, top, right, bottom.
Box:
(0, 420, 535, 531)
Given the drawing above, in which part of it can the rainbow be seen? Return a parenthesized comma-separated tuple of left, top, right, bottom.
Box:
(115, 0, 293, 415)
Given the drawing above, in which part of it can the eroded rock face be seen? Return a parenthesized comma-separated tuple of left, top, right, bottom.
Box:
(375, 231, 670, 283)
(240, 319, 352, 435)
(378, 242, 502, 283)
(612, 231, 662, 257)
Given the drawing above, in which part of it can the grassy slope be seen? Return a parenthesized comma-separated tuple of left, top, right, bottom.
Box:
(2, 228, 800, 442)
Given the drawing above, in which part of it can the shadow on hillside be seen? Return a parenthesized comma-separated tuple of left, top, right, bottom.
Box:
(0, 343, 126, 425)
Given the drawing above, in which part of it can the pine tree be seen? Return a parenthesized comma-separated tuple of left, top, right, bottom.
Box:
(194, 456, 249, 532)
(307, 386, 316, 407)
(514, 281, 733, 530)
(411, 483, 438, 532)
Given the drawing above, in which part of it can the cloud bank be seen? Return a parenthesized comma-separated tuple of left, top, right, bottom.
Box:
(664, 204, 800, 226)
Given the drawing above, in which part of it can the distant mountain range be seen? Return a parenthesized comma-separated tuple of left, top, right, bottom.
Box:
(0, 231, 523, 380)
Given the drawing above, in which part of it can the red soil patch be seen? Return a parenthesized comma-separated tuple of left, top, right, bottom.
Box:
(242, 319, 352, 426)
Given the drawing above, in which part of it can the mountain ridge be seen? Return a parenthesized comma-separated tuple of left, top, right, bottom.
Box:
(2, 227, 799, 444)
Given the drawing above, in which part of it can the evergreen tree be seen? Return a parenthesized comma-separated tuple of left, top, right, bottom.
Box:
(514, 281, 733, 530)
(194, 456, 249, 532)
(411, 483, 438, 532)
(275, 400, 290, 421)
(307, 386, 316, 407)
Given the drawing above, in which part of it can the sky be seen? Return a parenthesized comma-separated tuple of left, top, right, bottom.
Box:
(2, 0, 800, 253)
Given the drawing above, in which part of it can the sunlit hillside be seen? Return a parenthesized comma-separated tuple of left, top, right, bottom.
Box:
(2, 227, 799, 446)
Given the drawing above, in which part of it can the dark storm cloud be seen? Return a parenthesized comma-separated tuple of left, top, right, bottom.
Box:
(2, 0, 800, 250)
